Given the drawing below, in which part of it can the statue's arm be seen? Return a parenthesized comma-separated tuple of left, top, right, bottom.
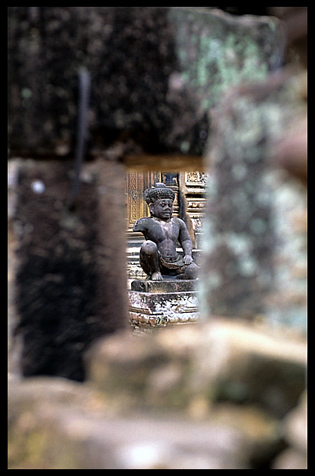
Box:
(177, 219, 193, 263)
(133, 218, 148, 233)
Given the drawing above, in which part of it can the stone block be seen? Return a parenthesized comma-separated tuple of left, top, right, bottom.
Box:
(8, 7, 284, 157)
(272, 448, 307, 470)
(8, 378, 252, 469)
(198, 72, 307, 327)
(9, 158, 128, 381)
(87, 319, 306, 418)
(8, 319, 307, 469)
(128, 279, 199, 327)
(131, 279, 197, 293)
(272, 391, 307, 469)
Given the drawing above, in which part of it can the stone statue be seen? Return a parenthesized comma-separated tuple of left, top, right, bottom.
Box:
(133, 183, 199, 280)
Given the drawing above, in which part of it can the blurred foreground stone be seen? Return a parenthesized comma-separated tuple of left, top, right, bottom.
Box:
(7, 378, 252, 469)
(8, 318, 306, 469)
(8, 158, 127, 381)
(199, 70, 307, 327)
(87, 319, 306, 418)
(272, 391, 307, 469)
(8, 7, 284, 157)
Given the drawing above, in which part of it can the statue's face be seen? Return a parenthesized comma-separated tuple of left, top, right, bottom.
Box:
(150, 199, 173, 220)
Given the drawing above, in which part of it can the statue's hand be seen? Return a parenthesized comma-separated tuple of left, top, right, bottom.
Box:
(183, 255, 193, 265)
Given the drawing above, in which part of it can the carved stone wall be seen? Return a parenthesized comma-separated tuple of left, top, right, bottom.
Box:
(180, 172, 208, 248)
(126, 172, 159, 232)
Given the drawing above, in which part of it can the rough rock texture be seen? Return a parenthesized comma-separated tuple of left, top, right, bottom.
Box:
(129, 279, 200, 328)
(129, 291, 199, 328)
(198, 72, 307, 326)
(8, 7, 284, 157)
(86, 319, 306, 418)
(131, 278, 197, 293)
(8, 319, 307, 469)
(7, 378, 253, 469)
(272, 391, 307, 469)
(9, 158, 127, 381)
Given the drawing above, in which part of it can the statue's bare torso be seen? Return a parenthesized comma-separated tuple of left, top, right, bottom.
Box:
(133, 186, 199, 280)
(134, 216, 188, 259)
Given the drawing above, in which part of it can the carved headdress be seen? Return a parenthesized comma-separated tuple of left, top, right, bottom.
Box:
(144, 183, 175, 204)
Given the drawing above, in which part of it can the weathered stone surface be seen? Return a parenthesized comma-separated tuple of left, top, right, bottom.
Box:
(131, 279, 197, 293)
(9, 158, 128, 381)
(272, 391, 307, 469)
(269, 7, 307, 68)
(8, 7, 284, 157)
(8, 377, 108, 469)
(283, 391, 307, 454)
(129, 289, 199, 328)
(7, 377, 276, 469)
(8, 319, 307, 469)
(87, 319, 306, 418)
(198, 72, 307, 327)
(269, 72, 307, 185)
(272, 448, 307, 470)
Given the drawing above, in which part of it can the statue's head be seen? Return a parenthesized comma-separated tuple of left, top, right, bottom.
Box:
(144, 183, 175, 204)
(144, 183, 175, 219)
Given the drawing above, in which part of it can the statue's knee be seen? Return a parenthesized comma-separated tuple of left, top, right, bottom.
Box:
(141, 240, 157, 256)
(186, 262, 199, 279)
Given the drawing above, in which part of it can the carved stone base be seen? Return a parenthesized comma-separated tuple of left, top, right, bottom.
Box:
(128, 279, 199, 328)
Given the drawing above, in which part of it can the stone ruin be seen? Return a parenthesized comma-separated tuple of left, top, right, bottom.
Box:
(8, 7, 307, 469)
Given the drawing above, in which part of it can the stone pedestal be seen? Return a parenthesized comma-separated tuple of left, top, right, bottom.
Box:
(128, 279, 199, 328)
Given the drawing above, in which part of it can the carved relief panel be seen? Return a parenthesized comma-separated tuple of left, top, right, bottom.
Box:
(126, 172, 159, 231)
(179, 171, 208, 247)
